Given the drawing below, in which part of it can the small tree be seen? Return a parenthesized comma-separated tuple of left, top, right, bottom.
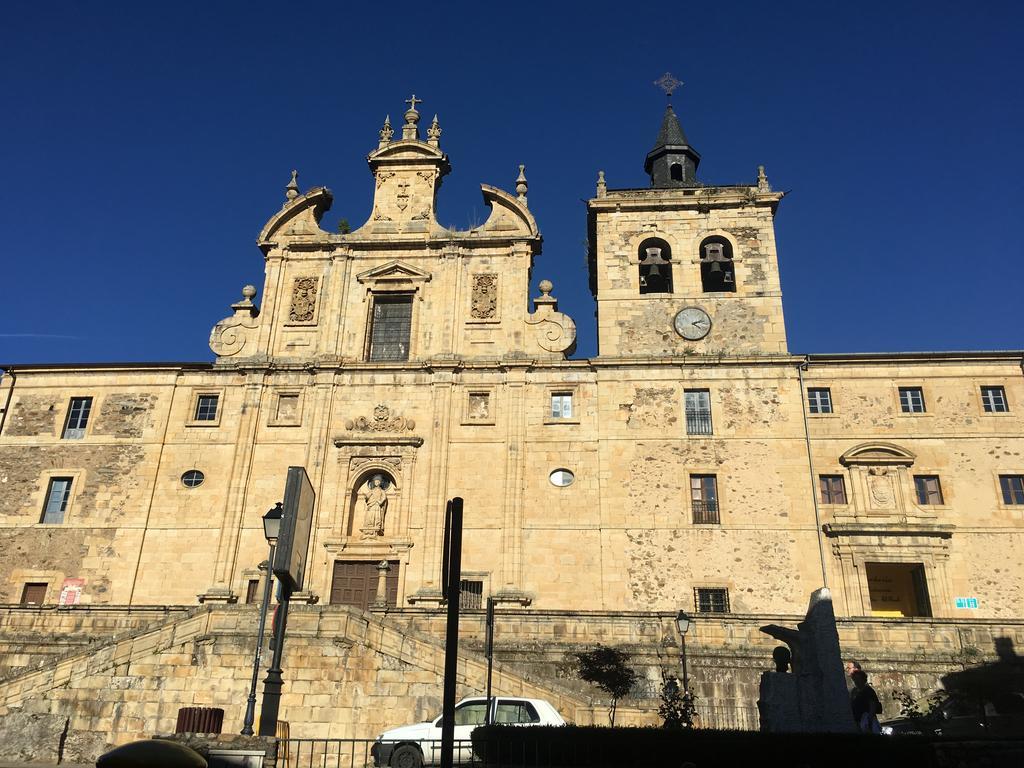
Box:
(659, 674, 698, 729)
(574, 645, 639, 726)
(337, 218, 351, 234)
(892, 689, 944, 723)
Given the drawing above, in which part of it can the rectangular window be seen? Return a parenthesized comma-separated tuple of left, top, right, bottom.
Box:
(914, 475, 944, 505)
(981, 386, 1009, 413)
(550, 393, 573, 419)
(694, 587, 730, 613)
(245, 579, 261, 605)
(459, 579, 484, 610)
(820, 475, 847, 504)
(898, 386, 926, 413)
(1000, 475, 1024, 505)
(690, 474, 719, 524)
(41, 477, 72, 524)
(62, 396, 92, 439)
(21, 583, 47, 605)
(807, 388, 833, 414)
(368, 295, 413, 362)
(684, 390, 713, 435)
(194, 394, 219, 421)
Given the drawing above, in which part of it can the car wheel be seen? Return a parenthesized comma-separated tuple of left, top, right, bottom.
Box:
(391, 745, 423, 768)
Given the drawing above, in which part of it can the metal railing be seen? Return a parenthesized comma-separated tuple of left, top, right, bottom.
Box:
(282, 738, 479, 768)
(691, 499, 720, 524)
(685, 411, 713, 435)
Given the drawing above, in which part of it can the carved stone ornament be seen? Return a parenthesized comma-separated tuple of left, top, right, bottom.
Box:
(345, 404, 416, 433)
(373, 209, 392, 222)
(867, 467, 895, 508)
(470, 274, 498, 319)
(376, 171, 395, 189)
(209, 285, 260, 357)
(288, 276, 319, 322)
(525, 279, 577, 354)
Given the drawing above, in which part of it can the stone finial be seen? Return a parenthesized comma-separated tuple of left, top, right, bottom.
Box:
(596, 170, 607, 198)
(427, 114, 442, 145)
(285, 170, 299, 200)
(757, 165, 771, 193)
(402, 94, 422, 140)
(231, 285, 259, 318)
(516, 164, 528, 204)
(379, 115, 394, 147)
(533, 279, 557, 311)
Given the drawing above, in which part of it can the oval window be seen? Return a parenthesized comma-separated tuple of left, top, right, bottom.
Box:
(549, 469, 575, 487)
(181, 470, 205, 488)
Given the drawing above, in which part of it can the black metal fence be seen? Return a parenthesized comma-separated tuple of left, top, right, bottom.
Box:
(281, 738, 478, 768)
(685, 411, 713, 435)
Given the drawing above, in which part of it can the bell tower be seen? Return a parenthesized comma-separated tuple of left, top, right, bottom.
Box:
(586, 78, 789, 358)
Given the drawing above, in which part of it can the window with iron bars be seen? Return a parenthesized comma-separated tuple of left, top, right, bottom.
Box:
(684, 390, 713, 435)
(459, 580, 484, 610)
(694, 587, 730, 613)
(690, 474, 719, 524)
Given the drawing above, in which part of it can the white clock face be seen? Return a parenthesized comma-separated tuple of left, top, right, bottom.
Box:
(674, 307, 711, 340)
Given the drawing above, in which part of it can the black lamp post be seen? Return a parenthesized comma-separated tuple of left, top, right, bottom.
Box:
(675, 610, 692, 692)
(240, 502, 282, 736)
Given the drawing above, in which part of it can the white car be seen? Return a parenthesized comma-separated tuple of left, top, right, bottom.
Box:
(371, 696, 565, 768)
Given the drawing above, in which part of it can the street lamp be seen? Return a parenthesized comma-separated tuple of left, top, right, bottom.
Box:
(675, 610, 692, 692)
(241, 502, 282, 735)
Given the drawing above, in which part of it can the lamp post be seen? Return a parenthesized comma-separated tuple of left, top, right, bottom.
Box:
(675, 610, 692, 692)
(240, 502, 282, 736)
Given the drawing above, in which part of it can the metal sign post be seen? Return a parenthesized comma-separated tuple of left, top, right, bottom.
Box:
(485, 596, 495, 725)
(439, 497, 464, 768)
(259, 467, 315, 737)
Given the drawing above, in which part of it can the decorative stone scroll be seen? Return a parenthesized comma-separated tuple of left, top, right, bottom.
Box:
(524, 280, 577, 355)
(288, 277, 319, 322)
(345, 404, 416, 433)
(209, 285, 260, 358)
(470, 274, 498, 319)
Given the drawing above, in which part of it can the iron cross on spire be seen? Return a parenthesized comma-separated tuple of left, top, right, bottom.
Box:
(654, 72, 683, 101)
(405, 94, 422, 111)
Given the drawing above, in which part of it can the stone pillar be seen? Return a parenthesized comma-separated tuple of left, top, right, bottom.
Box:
(371, 560, 391, 610)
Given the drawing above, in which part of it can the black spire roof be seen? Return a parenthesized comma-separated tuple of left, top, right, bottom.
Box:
(644, 104, 700, 188)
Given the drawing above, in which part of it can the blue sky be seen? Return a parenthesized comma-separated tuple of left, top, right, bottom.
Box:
(1, 1, 1022, 363)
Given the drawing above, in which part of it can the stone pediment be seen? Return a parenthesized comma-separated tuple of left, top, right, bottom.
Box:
(356, 260, 432, 288)
(839, 442, 915, 467)
(368, 139, 448, 165)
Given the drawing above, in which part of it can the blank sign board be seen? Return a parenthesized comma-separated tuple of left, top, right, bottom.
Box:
(273, 466, 315, 591)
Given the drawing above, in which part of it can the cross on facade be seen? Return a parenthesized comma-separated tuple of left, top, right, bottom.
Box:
(405, 94, 422, 111)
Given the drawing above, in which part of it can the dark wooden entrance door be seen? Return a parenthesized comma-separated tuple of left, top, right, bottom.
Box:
(329, 560, 399, 610)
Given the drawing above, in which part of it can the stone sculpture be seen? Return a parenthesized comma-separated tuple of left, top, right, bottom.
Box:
(757, 587, 857, 733)
(360, 475, 389, 539)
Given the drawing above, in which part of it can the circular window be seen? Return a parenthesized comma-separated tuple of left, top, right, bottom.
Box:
(549, 469, 575, 487)
(181, 470, 205, 488)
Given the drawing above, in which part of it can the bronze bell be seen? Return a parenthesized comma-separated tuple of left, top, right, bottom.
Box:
(709, 261, 722, 273)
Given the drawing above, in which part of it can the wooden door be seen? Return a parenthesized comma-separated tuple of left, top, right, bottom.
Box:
(329, 560, 399, 609)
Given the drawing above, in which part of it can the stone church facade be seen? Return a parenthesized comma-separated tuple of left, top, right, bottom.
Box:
(0, 96, 1022, 754)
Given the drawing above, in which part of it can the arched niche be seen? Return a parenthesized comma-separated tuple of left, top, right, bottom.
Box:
(698, 235, 736, 293)
(348, 467, 400, 538)
(637, 237, 673, 294)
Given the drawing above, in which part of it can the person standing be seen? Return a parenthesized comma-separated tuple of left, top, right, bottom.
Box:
(850, 669, 883, 733)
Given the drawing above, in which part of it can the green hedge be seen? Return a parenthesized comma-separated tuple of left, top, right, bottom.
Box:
(470, 725, 935, 768)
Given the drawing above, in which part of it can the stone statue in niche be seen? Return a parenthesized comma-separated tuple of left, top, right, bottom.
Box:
(468, 393, 490, 419)
(867, 467, 894, 508)
(289, 277, 319, 322)
(471, 274, 498, 319)
(359, 474, 390, 539)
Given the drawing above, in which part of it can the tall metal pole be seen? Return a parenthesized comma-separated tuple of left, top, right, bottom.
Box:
(680, 632, 689, 692)
(439, 497, 464, 768)
(241, 544, 275, 735)
(485, 596, 495, 725)
(258, 579, 293, 737)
